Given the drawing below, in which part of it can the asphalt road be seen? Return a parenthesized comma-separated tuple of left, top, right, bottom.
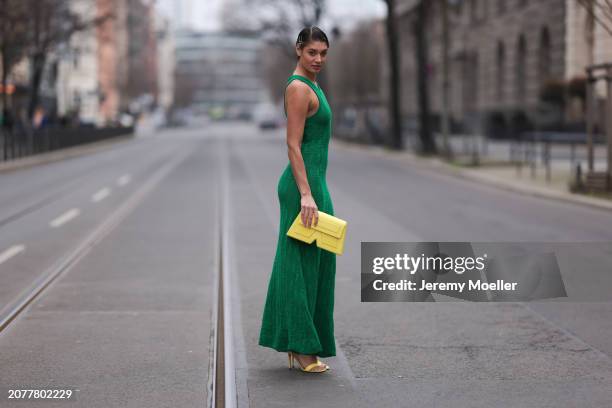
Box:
(1, 122, 612, 407)
(0, 129, 218, 407)
(226, 122, 612, 407)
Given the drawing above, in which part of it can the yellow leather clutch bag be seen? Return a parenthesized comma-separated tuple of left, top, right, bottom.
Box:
(286, 210, 347, 255)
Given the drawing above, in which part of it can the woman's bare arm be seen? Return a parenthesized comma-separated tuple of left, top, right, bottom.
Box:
(285, 81, 318, 227)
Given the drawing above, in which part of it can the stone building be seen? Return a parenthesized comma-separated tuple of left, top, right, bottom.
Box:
(394, 0, 612, 136)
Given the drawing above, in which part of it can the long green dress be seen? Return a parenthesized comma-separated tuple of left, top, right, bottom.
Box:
(258, 74, 336, 357)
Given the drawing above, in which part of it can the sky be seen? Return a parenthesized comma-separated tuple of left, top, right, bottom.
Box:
(156, 0, 386, 32)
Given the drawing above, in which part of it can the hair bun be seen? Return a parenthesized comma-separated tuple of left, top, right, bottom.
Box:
(295, 26, 329, 49)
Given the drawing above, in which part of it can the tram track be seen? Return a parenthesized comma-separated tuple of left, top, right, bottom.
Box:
(0, 138, 234, 407)
(209, 136, 237, 408)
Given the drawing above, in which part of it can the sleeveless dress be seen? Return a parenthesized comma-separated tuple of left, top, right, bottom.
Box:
(258, 74, 336, 357)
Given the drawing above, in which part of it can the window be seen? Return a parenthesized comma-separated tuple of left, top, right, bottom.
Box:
(516, 34, 527, 105)
(462, 51, 479, 112)
(73, 49, 80, 69)
(73, 90, 81, 107)
(470, 0, 478, 23)
(496, 41, 506, 102)
(538, 27, 552, 86)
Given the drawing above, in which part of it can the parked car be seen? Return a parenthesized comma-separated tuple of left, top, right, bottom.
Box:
(253, 103, 283, 130)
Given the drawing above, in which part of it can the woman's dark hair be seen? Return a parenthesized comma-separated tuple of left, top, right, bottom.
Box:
(296, 26, 329, 60)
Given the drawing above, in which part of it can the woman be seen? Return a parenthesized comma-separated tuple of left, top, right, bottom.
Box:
(258, 26, 335, 373)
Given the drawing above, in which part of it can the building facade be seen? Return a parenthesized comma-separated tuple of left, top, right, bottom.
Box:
(394, 0, 612, 135)
(95, 0, 129, 124)
(173, 30, 266, 117)
(57, 0, 100, 124)
(57, 0, 159, 125)
(125, 0, 158, 107)
(155, 11, 175, 113)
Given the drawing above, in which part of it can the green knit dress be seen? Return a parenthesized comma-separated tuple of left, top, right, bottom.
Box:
(258, 74, 336, 357)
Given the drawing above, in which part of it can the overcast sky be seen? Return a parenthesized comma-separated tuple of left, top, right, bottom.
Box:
(156, 0, 386, 32)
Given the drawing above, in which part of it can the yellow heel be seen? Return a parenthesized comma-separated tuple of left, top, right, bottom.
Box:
(287, 351, 328, 373)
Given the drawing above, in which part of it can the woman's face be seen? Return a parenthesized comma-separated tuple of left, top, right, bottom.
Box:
(297, 41, 328, 74)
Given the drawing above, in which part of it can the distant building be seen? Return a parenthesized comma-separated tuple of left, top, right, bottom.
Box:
(173, 29, 266, 117)
(57, 0, 100, 124)
(155, 11, 175, 113)
(56, 0, 159, 125)
(125, 0, 158, 108)
(95, 0, 130, 124)
(172, 0, 194, 30)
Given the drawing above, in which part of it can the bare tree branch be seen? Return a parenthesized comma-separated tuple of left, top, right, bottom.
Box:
(577, 0, 612, 37)
(21, 0, 113, 118)
(0, 0, 29, 112)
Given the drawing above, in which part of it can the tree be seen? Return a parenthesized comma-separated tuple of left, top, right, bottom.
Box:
(0, 0, 28, 114)
(220, 0, 259, 33)
(23, 0, 111, 119)
(252, 0, 328, 98)
(576, 0, 612, 40)
(382, 0, 403, 150)
(255, 0, 325, 58)
(413, 0, 436, 154)
(439, 0, 452, 158)
(576, 0, 612, 172)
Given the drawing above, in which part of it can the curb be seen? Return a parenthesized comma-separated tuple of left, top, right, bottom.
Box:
(332, 138, 612, 213)
(0, 133, 135, 174)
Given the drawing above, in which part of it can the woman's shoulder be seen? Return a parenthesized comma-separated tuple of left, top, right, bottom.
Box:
(287, 74, 308, 85)
(285, 79, 312, 97)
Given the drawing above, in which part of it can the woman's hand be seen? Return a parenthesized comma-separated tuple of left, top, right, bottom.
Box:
(300, 194, 318, 228)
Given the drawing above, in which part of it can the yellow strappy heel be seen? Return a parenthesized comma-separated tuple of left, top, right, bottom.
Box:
(287, 352, 329, 372)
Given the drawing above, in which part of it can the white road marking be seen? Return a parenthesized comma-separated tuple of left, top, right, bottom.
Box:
(91, 187, 111, 203)
(117, 174, 131, 186)
(50, 208, 80, 228)
(0, 245, 25, 265)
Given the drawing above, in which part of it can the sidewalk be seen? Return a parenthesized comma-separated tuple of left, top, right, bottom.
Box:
(0, 133, 135, 174)
(332, 138, 612, 213)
